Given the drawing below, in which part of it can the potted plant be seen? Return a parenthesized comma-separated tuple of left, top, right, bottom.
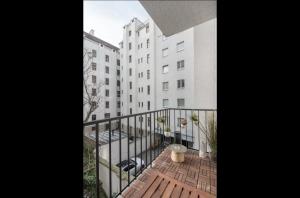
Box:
(156, 116, 166, 129)
(191, 111, 217, 162)
(164, 127, 171, 137)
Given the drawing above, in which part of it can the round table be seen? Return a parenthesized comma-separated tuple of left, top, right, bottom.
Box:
(169, 144, 187, 162)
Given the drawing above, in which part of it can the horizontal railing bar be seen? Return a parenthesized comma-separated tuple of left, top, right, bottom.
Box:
(84, 108, 217, 126)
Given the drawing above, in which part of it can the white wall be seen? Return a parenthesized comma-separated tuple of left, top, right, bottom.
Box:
(193, 18, 217, 109)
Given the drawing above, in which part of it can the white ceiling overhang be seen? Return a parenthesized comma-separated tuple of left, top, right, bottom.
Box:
(139, 0, 216, 36)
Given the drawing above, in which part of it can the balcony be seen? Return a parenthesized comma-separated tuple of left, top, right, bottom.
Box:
(83, 108, 217, 198)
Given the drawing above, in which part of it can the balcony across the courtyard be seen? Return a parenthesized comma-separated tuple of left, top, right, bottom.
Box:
(121, 148, 216, 198)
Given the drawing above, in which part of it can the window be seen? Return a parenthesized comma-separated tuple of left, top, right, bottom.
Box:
(105, 101, 109, 108)
(147, 70, 150, 79)
(92, 62, 96, 70)
(147, 39, 149, 48)
(138, 44, 140, 49)
(128, 30, 131, 36)
(117, 59, 120, 66)
(117, 112, 121, 116)
(138, 58, 140, 64)
(141, 43, 143, 48)
(129, 68, 132, 76)
(146, 24, 149, 33)
(117, 80, 120, 86)
(105, 89, 109, 97)
(138, 102, 140, 107)
(92, 75, 96, 84)
(147, 54, 150, 64)
(141, 87, 143, 92)
(105, 78, 109, 85)
(162, 48, 168, 57)
(105, 55, 109, 62)
(177, 41, 184, 52)
(92, 50, 96, 57)
(147, 117, 151, 127)
(141, 72, 143, 78)
(129, 81, 132, 89)
(92, 88, 96, 96)
(120, 42, 123, 48)
(147, 101, 150, 110)
(117, 101, 120, 108)
(129, 42, 132, 50)
(141, 57, 143, 63)
(137, 31, 140, 37)
(177, 60, 184, 69)
(138, 87, 140, 92)
(138, 73, 140, 78)
(92, 114, 96, 121)
(105, 66, 109, 74)
(129, 55, 132, 63)
(162, 65, 169, 74)
(130, 95, 132, 102)
(117, 69, 120, 76)
(130, 108, 132, 114)
(162, 82, 169, 91)
(142, 102, 143, 107)
(163, 99, 169, 108)
(177, 79, 185, 88)
(105, 113, 110, 118)
(177, 98, 185, 107)
(117, 91, 120, 97)
(147, 85, 150, 95)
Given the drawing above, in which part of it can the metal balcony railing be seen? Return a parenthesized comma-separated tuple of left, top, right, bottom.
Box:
(83, 108, 216, 198)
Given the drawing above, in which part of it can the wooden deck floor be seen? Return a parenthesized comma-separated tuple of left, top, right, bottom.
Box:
(121, 148, 216, 198)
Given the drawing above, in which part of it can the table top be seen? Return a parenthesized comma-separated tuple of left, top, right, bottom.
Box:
(169, 144, 187, 153)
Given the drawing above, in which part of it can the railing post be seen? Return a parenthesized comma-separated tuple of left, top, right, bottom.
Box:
(127, 117, 130, 185)
(154, 111, 156, 159)
(140, 115, 143, 173)
(119, 119, 122, 194)
(134, 116, 137, 178)
(109, 120, 112, 198)
(185, 110, 188, 148)
(150, 112, 152, 167)
(95, 123, 100, 198)
(145, 113, 147, 167)
(198, 110, 200, 150)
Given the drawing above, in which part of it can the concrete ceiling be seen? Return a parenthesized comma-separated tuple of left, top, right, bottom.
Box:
(139, 0, 216, 36)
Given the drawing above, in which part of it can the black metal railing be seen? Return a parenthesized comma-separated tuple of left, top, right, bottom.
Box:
(83, 108, 216, 198)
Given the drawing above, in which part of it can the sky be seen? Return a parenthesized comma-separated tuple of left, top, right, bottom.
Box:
(84, 1, 151, 47)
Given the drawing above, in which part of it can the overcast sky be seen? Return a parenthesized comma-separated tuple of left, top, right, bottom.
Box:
(84, 1, 150, 47)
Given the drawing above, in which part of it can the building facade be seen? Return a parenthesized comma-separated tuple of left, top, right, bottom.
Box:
(83, 31, 121, 127)
(119, 17, 216, 150)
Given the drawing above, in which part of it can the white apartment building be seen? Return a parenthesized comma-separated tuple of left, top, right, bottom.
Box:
(83, 31, 121, 127)
(119, 17, 216, 149)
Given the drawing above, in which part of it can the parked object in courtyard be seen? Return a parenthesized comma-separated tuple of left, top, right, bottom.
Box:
(116, 157, 145, 176)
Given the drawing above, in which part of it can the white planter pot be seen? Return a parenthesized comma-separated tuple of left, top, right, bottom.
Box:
(164, 132, 171, 137)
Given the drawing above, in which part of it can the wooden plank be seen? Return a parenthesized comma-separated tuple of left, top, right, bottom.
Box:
(162, 181, 176, 198)
(180, 188, 191, 198)
(143, 176, 164, 198)
(170, 184, 183, 198)
(150, 178, 170, 198)
(189, 191, 199, 198)
(131, 173, 159, 198)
